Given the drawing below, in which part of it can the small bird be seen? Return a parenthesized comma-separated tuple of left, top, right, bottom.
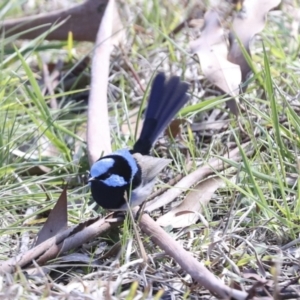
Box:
(89, 73, 189, 210)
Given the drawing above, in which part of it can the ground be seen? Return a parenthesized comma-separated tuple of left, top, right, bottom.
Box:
(0, 0, 300, 299)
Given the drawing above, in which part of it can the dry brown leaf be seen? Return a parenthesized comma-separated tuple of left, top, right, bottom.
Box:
(190, 10, 241, 115)
(156, 176, 225, 228)
(164, 118, 189, 139)
(146, 141, 251, 212)
(228, 0, 281, 82)
(34, 186, 68, 246)
(20, 165, 51, 176)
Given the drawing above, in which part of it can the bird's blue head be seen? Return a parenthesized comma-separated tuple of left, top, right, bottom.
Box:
(89, 149, 138, 187)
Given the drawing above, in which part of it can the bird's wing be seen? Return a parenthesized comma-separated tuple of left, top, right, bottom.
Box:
(133, 153, 171, 184)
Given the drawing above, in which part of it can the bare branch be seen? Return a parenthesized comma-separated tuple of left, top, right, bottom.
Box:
(0, 214, 122, 273)
(87, 0, 120, 165)
(136, 210, 248, 299)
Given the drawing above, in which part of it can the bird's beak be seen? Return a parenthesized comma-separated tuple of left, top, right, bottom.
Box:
(88, 177, 96, 182)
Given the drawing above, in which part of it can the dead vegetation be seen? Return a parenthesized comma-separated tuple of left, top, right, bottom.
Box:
(1, 0, 300, 299)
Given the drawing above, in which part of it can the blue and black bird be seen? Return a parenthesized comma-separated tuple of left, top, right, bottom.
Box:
(89, 73, 189, 210)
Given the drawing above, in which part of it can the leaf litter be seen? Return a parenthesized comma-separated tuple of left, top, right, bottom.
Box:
(156, 176, 227, 228)
(34, 185, 68, 246)
(190, 10, 241, 116)
(1, 0, 300, 299)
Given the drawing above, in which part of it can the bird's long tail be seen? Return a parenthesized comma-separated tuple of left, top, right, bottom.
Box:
(132, 73, 189, 155)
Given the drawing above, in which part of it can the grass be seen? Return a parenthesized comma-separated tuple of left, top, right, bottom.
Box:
(1, 0, 300, 299)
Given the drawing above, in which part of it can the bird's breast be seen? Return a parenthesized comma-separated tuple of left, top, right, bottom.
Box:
(90, 180, 127, 209)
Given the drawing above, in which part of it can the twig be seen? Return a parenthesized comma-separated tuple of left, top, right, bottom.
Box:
(121, 47, 145, 93)
(136, 209, 248, 299)
(0, 214, 123, 273)
(12, 172, 36, 254)
(87, 0, 120, 165)
(0, 0, 108, 42)
(42, 62, 59, 109)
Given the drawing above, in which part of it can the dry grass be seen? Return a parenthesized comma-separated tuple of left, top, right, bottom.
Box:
(1, 0, 300, 299)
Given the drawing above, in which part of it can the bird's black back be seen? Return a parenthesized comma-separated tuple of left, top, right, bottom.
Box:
(132, 73, 189, 155)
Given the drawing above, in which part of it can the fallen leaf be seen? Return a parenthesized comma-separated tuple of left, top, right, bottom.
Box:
(228, 0, 281, 82)
(156, 176, 226, 228)
(34, 186, 68, 246)
(146, 141, 251, 212)
(20, 165, 51, 176)
(191, 10, 241, 115)
(164, 118, 189, 139)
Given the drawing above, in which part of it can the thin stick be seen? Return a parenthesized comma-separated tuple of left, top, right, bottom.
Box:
(137, 211, 248, 300)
